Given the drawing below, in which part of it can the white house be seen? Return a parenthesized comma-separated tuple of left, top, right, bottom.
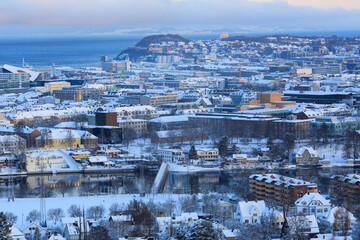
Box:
(295, 192, 331, 218)
(234, 200, 266, 224)
(157, 148, 186, 163)
(319, 206, 357, 232)
(22, 222, 48, 240)
(283, 215, 319, 239)
(10, 226, 26, 240)
(197, 148, 219, 162)
(156, 212, 198, 233)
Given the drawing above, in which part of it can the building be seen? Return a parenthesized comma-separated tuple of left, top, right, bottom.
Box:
(140, 93, 178, 106)
(249, 174, 318, 204)
(218, 201, 234, 220)
(282, 215, 319, 239)
(319, 207, 357, 232)
(156, 212, 198, 234)
(44, 81, 71, 91)
(271, 119, 311, 139)
(295, 147, 320, 166)
(95, 111, 118, 127)
(117, 117, 148, 136)
(9, 226, 26, 240)
(82, 88, 103, 100)
(310, 116, 360, 136)
(330, 174, 360, 205)
(26, 150, 77, 172)
(295, 192, 331, 218)
(53, 88, 83, 102)
(0, 135, 26, 153)
(36, 129, 81, 149)
(62, 217, 97, 240)
(157, 148, 186, 163)
(0, 72, 30, 89)
(257, 92, 281, 104)
(234, 200, 266, 224)
(22, 222, 48, 239)
(197, 148, 219, 162)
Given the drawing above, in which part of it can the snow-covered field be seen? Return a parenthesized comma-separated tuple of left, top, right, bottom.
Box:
(0, 193, 187, 229)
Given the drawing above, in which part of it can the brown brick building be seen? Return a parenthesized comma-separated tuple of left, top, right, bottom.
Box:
(249, 174, 318, 205)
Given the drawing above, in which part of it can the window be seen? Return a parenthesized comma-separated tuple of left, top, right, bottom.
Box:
(245, 220, 249, 223)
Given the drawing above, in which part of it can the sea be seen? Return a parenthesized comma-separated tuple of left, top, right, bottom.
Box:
(0, 30, 359, 69)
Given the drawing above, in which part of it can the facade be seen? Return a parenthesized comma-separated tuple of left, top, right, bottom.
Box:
(0, 73, 30, 88)
(157, 148, 186, 163)
(156, 212, 198, 234)
(310, 116, 360, 136)
(0, 135, 26, 153)
(117, 117, 148, 136)
(53, 89, 83, 102)
(271, 119, 311, 139)
(295, 147, 320, 165)
(44, 81, 71, 91)
(295, 192, 331, 218)
(330, 174, 360, 205)
(249, 174, 318, 204)
(197, 148, 219, 162)
(26, 150, 70, 172)
(82, 88, 103, 100)
(319, 207, 357, 232)
(140, 93, 178, 106)
(235, 200, 266, 224)
(36, 129, 81, 149)
(95, 112, 118, 127)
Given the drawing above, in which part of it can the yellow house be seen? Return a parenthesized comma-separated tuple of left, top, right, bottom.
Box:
(36, 129, 81, 149)
(70, 151, 91, 160)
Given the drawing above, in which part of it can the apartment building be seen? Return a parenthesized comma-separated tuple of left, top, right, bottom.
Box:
(249, 174, 318, 204)
(117, 117, 148, 136)
(330, 174, 360, 205)
(197, 148, 219, 162)
(140, 93, 178, 106)
(44, 81, 71, 91)
(53, 88, 83, 102)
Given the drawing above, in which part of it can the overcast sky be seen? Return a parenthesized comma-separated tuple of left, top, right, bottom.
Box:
(1, 0, 360, 37)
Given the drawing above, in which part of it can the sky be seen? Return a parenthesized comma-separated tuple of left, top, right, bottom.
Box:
(0, 0, 360, 38)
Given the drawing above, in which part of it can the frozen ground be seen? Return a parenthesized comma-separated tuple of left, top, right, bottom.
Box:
(0, 193, 189, 229)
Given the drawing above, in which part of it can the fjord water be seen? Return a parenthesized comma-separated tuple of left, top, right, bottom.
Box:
(0, 36, 140, 68)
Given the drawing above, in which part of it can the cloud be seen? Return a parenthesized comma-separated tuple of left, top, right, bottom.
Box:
(250, 0, 360, 10)
(0, 0, 359, 34)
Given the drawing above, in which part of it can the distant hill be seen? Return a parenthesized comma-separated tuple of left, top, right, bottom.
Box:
(116, 34, 189, 61)
(135, 34, 189, 47)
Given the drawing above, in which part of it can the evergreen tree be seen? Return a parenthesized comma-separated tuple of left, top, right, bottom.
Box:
(320, 123, 329, 144)
(176, 220, 221, 240)
(89, 226, 111, 240)
(283, 133, 295, 161)
(188, 145, 198, 160)
(0, 211, 12, 240)
(218, 136, 229, 157)
(33, 228, 41, 240)
(231, 144, 239, 154)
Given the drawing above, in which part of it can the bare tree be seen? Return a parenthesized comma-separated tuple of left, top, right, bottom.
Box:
(67, 205, 81, 218)
(179, 195, 198, 213)
(26, 210, 41, 223)
(86, 205, 106, 221)
(161, 198, 176, 216)
(202, 194, 219, 218)
(4, 212, 17, 225)
(109, 203, 123, 216)
(47, 208, 65, 224)
(282, 215, 311, 240)
(66, 130, 75, 149)
(122, 128, 137, 147)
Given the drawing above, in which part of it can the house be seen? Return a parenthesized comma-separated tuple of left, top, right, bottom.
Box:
(109, 215, 132, 224)
(295, 147, 320, 165)
(197, 148, 219, 162)
(319, 206, 357, 232)
(156, 212, 198, 233)
(26, 150, 81, 173)
(49, 232, 65, 240)
(222, 229, 237, 240)
(10, 226, 26, 240)
(22, 222, 48, 240)
(234, 200, 266, 224)
(232, 154, 247, 164)
(36, 129, 81, 149)
(157, 148, 186, 163)
(0, 135, 26, 153)
(62, 217, 97, 240)
(295, 192, 331, 218)
(282, 215, 319, 239)
(217, 201, 234, 220)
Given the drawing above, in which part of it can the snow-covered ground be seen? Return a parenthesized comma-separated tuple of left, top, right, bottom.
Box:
(0, 193, 188, 229)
